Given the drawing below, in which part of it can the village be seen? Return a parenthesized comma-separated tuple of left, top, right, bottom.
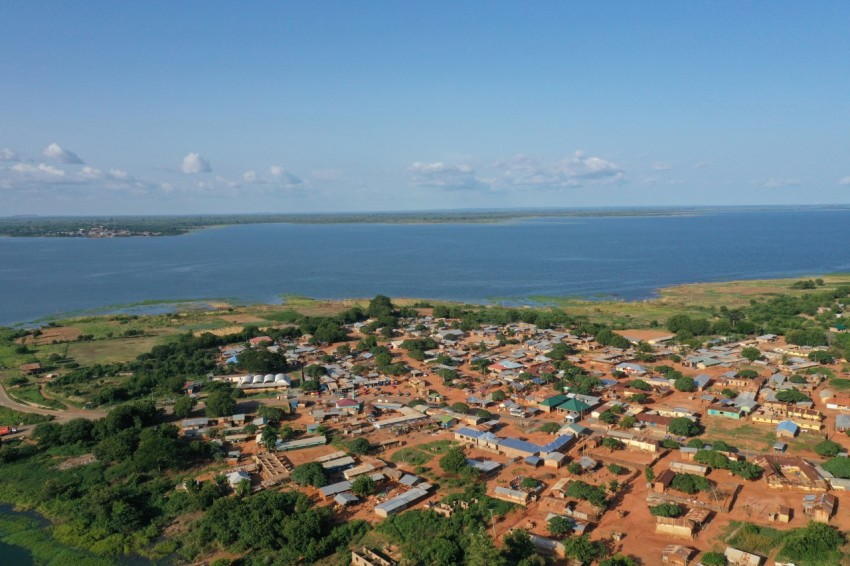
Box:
(171, 305, 850, 566)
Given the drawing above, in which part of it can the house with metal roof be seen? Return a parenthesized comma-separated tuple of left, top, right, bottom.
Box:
(776, 420, 799, 438)
(374, 487, 431, 518)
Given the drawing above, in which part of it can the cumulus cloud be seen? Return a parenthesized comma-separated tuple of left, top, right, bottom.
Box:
(839, 176, 850, 186)
(0, 148, 19, 162)
(43, 142, 84, 164)
(408, 162, 489, 191)
(269, 165, 303, 187)
(243, 170, 258, 183)
(653, 162, 673, 171)
(496, 151, 624, 189)
(109, 169, 130, 180)
(180, 152, 211, 174)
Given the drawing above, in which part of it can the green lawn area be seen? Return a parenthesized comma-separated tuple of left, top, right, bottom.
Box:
(724, 522, 786, 556)
(704, 419, 777, 452)
(389, 448, 432, 466)
(40, 335, 167, 365)
(830, 378, 850, 391)
(7, 384, 65, 410)
(0, 406, 53, 426)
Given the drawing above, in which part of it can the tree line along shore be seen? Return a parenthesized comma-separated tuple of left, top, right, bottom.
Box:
(1, 276, 850, 565)
(2, 205, 841, 237)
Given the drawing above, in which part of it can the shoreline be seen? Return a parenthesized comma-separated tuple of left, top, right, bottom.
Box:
(2, 204, 849, 239)
(9, 272, 849, 329)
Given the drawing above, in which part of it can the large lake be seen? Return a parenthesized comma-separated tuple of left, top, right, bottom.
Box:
(2, 209, 850, 326)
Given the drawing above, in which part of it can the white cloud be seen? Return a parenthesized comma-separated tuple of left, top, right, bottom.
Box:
(43, 142, 84, 164)
(653, 162, 673, 171)
(0, 148, 18, 162)
(838, 176, 850, 186)
(269, 165, 303, 187)
(243, 170, 258, 182)
(408, 162, 488, 191)
(496, 151, 624, 189)
(79, 166, 103, 179)
(762, 178, 801, 188)
(11, 162, 66, 177)
(180, 152, 211, 174)
(109, 169, 130, 180)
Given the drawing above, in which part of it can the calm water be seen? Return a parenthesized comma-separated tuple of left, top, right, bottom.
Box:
(2, 210, 850, 326)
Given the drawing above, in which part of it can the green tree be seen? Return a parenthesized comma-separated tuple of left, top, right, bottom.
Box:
(520, 477, 541, 490)
(776, 389, 810, 403)
(345, 437, 371, 455)
(291, 462, 328, 487)
(466, 528, 506, 566)
(601, 556, 639, 566)
(567, 462, 583, 475)
(741, 347, 762, 362)
(205, 390, 237, 417)
(548, 516, 572, 537)
(260, 427, 279, 452)
(562, 534, 606, 564)
(439, 446, 468, 474)
(674, 375, 696, 392)
(644, 467, 656, 482)
(668, 417, 703, 437)
(602, 437, 624, 451)
(237, 348, 289, 373)
(538, 422, 561, 434)
(501, 529, 535, 564)
(619, 415, 636, 429)
(173, 395, 197, 419)
(350, 475, 376, 497)
(491, 389, 506, 402)
(670, 473, 710, 494)
(779, 521, 844, 563)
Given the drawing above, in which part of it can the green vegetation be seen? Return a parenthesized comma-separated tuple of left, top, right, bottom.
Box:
(822, 456, 850, 478)
(564, 480, 608, 508)
(668, 417, 703, 437)
(649, 503, 682, 517)
(669, 473, 711, 494)
(724, 521, 844, 565)
(0, 407, 53, 426)
(291, 462, 328, 487)
(813, 439, 843, 457)
(0, 513, 113, 565)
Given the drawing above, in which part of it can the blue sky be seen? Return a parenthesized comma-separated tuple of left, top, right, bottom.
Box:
(1, 2, 848, 214)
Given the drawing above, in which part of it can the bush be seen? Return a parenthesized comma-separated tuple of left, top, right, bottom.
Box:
(538, 422, 562, 434)
(814, 440, 843, 458)
(822, 456, 850, 479)
(674, 376, 696, 392)
(700, 551, 727, 566)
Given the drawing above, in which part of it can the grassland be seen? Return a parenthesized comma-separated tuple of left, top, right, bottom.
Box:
(529, 273, 850, 326)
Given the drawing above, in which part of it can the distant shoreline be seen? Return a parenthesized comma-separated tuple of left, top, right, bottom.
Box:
(1, 204, 848, 238)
